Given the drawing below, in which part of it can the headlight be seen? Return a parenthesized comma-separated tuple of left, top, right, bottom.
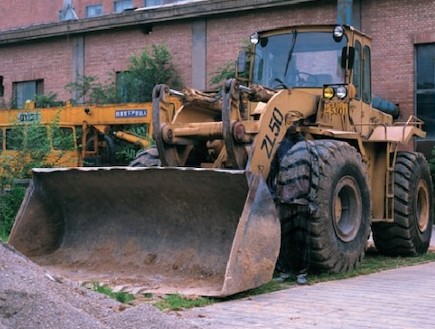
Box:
(323, 86, 335, 99)
(333, 25, 344, 42)
(250, 32, 259, 45)
(336, 86, 348, 99)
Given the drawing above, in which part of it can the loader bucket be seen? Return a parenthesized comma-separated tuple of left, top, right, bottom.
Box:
(9, 167, 280, 297)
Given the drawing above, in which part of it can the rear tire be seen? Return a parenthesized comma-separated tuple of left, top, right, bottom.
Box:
(277, 140, 371, 273)
(129, 146, 161, 167)
(372, 152, 433, 256)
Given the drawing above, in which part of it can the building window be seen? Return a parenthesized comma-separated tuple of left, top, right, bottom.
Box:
(415, 43, 435, 158)
(13, 80, 43, 109)
(144, 0, 163, 7)
(59, 1, 78, 21)
(417, 45, 435, 133)
(86, 4, 103, 18)
(114, 0, 133, 12)
(416, 44, 435, 139)
(144, 0, 204, 6)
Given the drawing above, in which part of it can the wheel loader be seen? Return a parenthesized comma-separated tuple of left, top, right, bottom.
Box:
(9, 24, 433, 297)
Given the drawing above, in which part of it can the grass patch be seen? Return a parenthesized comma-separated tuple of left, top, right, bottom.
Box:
(218, 250, 435, 302)
(154, 293, 215, 311)
(92, 283, 135, 304)
(91, 251, 435, 311)
(308, 250, 435, 284)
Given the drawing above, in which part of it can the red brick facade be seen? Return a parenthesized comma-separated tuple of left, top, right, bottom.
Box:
(363, 0, 435, 118)
(0, 0, 149, 30)
(0, 0, 434, 126)
(0, 0, 60, 31)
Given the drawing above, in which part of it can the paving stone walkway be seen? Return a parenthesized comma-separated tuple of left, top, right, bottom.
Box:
(181, 228, 435, 329)
(182, 262, 435, 328)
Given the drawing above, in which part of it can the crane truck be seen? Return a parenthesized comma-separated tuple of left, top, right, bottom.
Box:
(0, 98, 183, 175)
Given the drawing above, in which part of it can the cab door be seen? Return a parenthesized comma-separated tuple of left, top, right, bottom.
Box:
(350, 35, 373, 138)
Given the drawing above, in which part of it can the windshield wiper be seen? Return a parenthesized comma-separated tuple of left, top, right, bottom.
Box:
(284, 30, 297, 76)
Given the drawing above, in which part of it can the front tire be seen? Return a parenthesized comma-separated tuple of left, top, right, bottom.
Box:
(309, 140, 371, 272)
(372, 152, 433, 256)
(276, 140, 371, 273)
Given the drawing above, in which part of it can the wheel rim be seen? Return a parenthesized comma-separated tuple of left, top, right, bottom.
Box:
(416, 179, 430, 232)
(332, 176, 362, 242)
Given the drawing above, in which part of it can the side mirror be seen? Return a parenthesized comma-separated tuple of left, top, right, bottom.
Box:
(237, 51, 247, 74)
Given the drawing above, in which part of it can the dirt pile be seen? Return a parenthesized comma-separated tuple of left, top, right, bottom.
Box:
(0, 242, 200, 329)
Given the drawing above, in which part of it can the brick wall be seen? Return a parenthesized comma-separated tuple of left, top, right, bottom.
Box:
(362, 0, 435, 120)
(0, 0, 193, 31)
(206, 1, 337, 85)
(0, 0, 61, 31)
(0, 38, 73, 104)
(0, 0, 433, 118)
(83, 20, 192, 85)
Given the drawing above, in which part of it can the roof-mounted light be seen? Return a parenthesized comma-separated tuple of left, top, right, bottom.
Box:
(250, 32, 260, 45)
(333, 25, 344, 42)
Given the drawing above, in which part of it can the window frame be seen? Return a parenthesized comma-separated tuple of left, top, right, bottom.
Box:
(415, 43, 435, 140)
(52, 127, 76, 151)
(144, 0, 163, 7)
(114, 0, 133, 13)
(12, 79, 43, 109)
(86, 4, 103, 18)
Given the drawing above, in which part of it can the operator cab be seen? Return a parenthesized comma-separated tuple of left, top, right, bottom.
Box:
(244, 25, 349, 89)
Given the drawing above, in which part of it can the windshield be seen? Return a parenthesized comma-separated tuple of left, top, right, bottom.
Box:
(252, 31, 347, 88)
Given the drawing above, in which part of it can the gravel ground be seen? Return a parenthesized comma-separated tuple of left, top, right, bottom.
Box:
(0, 241, 201, 329)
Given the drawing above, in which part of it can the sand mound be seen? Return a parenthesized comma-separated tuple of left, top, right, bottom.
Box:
(0, 242, 199, 329)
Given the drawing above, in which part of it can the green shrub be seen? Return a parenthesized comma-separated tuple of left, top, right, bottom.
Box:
(65, 75, 118, 104)
(33, 93, 64, 107)
(114, 125, 154, 163)
(119, 44, 182, 102)
(65, 44, 182, 104)
(0, 186, 26, 241)
(0, 113, 75, 240)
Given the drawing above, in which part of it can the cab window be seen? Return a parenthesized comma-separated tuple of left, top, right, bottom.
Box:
(52, 127, 75, 150)
(352, 41, 362, 100)
(362, 46, 372, 103)
(5, 128, 22, 150)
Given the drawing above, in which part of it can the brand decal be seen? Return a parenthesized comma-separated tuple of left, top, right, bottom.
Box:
(18, 112, 41, 122)
(260, 107, 284, 159)
(115, 109, 147, 118)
